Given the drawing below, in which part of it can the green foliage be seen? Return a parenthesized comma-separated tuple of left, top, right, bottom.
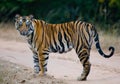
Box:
(0, 0, 119, 25)
(97, 0, 120, 23)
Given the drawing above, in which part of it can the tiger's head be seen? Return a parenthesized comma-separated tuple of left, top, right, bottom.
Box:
(14, 14, 34, 36)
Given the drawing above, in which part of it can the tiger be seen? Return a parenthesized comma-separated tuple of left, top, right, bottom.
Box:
(14, 14, 115, 81)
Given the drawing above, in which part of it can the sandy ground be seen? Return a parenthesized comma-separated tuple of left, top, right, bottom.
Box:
(0, 39, 120, 84)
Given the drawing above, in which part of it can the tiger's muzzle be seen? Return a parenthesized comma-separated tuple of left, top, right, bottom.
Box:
(20, 30, 28, 36)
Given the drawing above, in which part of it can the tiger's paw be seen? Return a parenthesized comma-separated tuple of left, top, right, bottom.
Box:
(39, 71, 46, 76)
(77, 76, 87, 81)
(34, 66, 40, 74)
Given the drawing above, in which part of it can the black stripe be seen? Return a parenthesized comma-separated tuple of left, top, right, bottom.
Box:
(85, 24, 91, 42)
(43, 63, 47, 67)
(34, 25, 39, 49)
(43, 49, 49, 52)
(75, 35, 79, 52)
(96, 42, 100, 49)
(57, 46, 60, 51)
(65, 23, 72, 38)
(51, 26, 58, 51)
(50, 44, 57, 52)
(82, 29, 89, 46)
(42, 52, 49, 55)
(77, 21, 83, 31)
(80, 56, 85, 62)
(40, 56, 49, 61)
(64, 32, 69, 48)
(83, 56, 89, 67)
(77, 37, 83, 55)
(75, 21, 80, 28)
(79, 52, 88, 61)
(77, 45, 82, 55)
(58, 32, 65, 53)
(34, 20, 37, 24)
(33, 55, 39, 62)
(34, 65, 40, 67)
(96, 42, 104, 55)
(30, 32, 34, 44)
(34, 59, 39, 63)
(33, 56, 39, 59)
(45, 56, 49, 60)
(33, 55, 38, 59)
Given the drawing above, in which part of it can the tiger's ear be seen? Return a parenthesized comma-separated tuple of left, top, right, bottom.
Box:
(14, 14, 20, 22)
(29, 15, 34, 20)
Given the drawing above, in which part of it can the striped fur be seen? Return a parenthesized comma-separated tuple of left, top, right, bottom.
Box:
(15, 15, 115, 81)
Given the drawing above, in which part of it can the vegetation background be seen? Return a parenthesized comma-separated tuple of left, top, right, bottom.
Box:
(0, 0, 120, 25)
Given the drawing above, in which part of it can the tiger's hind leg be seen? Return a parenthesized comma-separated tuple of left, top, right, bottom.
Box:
(77, 49, 91, 81)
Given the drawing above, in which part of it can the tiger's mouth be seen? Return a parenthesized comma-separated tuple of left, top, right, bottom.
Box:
(19, 28, 33, 36)
(20, 31, 28, 36)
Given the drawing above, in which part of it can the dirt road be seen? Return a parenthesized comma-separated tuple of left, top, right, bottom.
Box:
(0, 39, 120, 84)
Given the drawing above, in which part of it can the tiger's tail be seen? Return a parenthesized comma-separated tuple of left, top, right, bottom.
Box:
(93, 28, 115, 58)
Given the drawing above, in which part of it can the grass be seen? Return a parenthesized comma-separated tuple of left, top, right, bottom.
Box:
(0, 22, 25, 42)
(95, 31, 120, 54)
(0, 22, 119, 55)
(0, 77, 3, 83)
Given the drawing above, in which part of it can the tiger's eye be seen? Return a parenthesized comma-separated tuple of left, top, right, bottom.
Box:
(19, 20, 23, 26)
(26, 20, 31, 26)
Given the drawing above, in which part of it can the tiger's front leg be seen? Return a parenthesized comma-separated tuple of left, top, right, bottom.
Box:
(33, 52, 40, 73)
(38, 50, 49, 76)
(30, 47, 41, 74)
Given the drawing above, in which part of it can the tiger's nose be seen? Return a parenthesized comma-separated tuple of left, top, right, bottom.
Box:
(20, 31, 27, 36)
